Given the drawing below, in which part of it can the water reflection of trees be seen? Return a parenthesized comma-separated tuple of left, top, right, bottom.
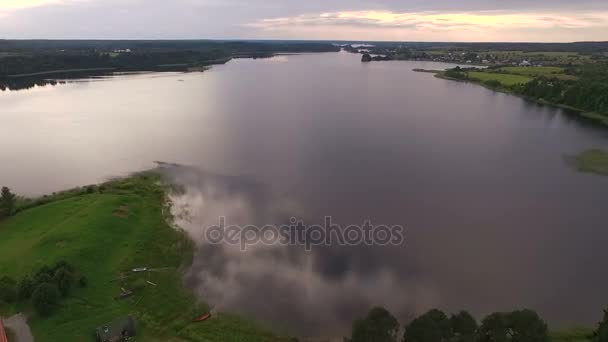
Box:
(0, 78, 67, 91)
(0, 71, 116, 91)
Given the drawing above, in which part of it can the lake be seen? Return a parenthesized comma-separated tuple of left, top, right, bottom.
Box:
(2, 51, 608, 336)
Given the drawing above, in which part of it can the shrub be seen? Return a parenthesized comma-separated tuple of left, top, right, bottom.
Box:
(53, 260, 74, 273)
(53, 267, 74, 297)
(32, 283, 61, 316)
(17, 276, 35, 299)
(34, 272, 52, 287)
(0, 276, 17, 303)
(79, 275, 88, 288)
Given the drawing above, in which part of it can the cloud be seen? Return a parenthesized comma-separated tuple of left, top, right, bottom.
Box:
(163, 165, 436, 337)
(0, 0, 607, 41)
(0, 0, 62, 12)
(249, 9, 608, 32)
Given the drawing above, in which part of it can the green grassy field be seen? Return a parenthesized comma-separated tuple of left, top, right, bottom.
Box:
(467, 71, 532, 86)
(0, 173, 280, 342)
(550, 327, 594, 342)
(495, 66, 577, 80)
(498, 66, 563, 76)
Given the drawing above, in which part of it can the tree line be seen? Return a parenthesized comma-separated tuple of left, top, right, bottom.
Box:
(0, 41, 340, 79)
(0, 261, 86, 316)
(444, 63, 608, 117)
(346, 306, 608, 342)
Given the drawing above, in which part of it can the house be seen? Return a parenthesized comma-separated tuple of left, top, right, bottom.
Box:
(519, 60, 532, 67)
(95, 316, 136, 342)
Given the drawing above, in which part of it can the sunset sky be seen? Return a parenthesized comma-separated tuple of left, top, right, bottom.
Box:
(1, 0, 607, 42)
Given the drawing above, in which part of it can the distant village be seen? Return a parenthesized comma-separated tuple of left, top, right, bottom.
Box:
(344, 44, 572, 67)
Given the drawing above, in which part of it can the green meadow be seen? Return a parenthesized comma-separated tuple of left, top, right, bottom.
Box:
(467, 71, 533, 86)
(0, 173, 280, 342)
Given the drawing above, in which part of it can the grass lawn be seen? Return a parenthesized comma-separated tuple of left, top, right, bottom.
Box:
(550, 327, 593, 342)
(574, 149, 608, 176)
(497, 66, 577, 80)
(467, 71, 532, 86)
(498, 66, 564, 76)
(0, 173, 280, 342)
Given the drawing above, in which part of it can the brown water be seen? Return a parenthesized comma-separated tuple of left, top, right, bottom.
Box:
(2, 51, 608, 335)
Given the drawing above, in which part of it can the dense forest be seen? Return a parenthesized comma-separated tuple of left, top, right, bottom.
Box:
(517, 63, 608, 115)
(0, 40, 340, 89)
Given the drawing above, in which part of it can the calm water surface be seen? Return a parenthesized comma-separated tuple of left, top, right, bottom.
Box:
(2, 52, 608, 334)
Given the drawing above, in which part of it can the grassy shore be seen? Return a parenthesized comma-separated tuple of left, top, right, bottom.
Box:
(0, 172, 281, 342)
(573, 149, 608, 176)
(425, 69, 608, 128)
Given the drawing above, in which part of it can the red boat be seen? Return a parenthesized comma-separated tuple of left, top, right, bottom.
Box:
(193, 313, 211, 322)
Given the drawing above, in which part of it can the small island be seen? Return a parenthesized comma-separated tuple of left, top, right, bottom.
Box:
(361, 53, 372, 62)
(574, 149, 608, 176)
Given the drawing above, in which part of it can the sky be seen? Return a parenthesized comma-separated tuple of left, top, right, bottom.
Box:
(0, 0, 607, 42)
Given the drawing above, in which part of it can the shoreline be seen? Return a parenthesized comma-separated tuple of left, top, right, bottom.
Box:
(413, 69, 608, 128)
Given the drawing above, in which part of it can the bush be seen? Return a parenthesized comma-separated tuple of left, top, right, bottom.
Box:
(32, 283, 61, 316)
(53, 267, 74, 297)
(17, 276, 35, 299)
(35, 265, 53, 278)
(0, 276, 17, 303)
(53, 260, 74, 273)
(34, 271, 52, 287)
(79, 275, 88, 288)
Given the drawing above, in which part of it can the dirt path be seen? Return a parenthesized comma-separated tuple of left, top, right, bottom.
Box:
(3, 314, 33, 342)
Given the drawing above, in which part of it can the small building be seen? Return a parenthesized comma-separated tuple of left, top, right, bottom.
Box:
(95, 316, 136, 342)
(519, 60, 532, 67)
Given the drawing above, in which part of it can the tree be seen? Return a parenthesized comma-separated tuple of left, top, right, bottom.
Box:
(451, 311, 478, 342)
(33, 266, 53, 287)
(592, 309, 608, 342)
(0, 276, 17, 303)
(509, 309, 549, 342)
(32, 283, 61, 316)
(351, 306, 400, 342)
(17, 276, 35, 299)
(78, 275, 88, 288)
(362, 54, 373, 63)
(53, 267, 74, 297)
(477, 310, 549, 342)
(0, 186, 16, 216)
(477, 312, 511, 342)
(403, 309, 452, 342)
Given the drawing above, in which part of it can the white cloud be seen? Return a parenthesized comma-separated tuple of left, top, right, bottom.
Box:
(0, 0, 62, 12)
(247, 9, 608, 41)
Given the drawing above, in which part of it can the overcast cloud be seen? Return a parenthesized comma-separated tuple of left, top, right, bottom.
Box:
(1, 0, 606, 42)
